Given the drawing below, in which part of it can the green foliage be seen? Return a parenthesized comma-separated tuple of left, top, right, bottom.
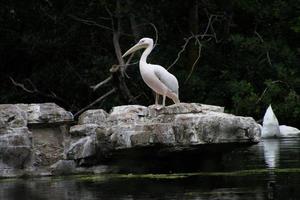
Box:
(230, 80, 259, 116)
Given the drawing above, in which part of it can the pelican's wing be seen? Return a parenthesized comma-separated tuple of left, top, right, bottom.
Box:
(151, 64, 179, 95)
(279, 125, 300, 137)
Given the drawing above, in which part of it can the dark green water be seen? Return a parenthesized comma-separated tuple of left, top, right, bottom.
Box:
(1, 138, 300, 200)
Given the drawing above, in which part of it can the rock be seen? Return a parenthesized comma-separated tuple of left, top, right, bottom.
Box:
(66, 135, 97, 161)
(69, 103, 260, 161)
(105, 108, 260, 150)
(0, 104, 27, 130)
(70, 124, 99, 137)
(16, 103, 73, 124)
(130, 123, 176, 147)
(107, 105, 148, 125)
(0, 103, 74, 178)
(78, 109, 108, 125)
(31, 126, 65, 167)
(148, 103, 224, 117)
(50, 160, 76, 175)
(0, 102, 261, 177)
(172, 112, 260, 144)
(0, 127, 32, 169)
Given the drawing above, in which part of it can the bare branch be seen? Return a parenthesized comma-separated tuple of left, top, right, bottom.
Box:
(9, 77, 35, 93)
(254, 31, 263, 42)
(184, 36, 203, 83)
(68, 15, 113, 31)
(254, 31, 272, 67)
(135, 22, 159, 47)
(9, 77, 69, 105)
(167, 37, 190, 70)
(69, 14, 132, 37)
(149, 23, 159, 47)
(121, 22, 159, 73)
(266, 51, 272, 66)
(90, 75, 113, 91)
(256, 80, 292, 104)
(74, 88, 116, 117)
(167, 14, 217, 71)
(123, 52, 136, 78)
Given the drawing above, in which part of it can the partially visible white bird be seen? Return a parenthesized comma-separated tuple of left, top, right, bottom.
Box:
(261, 105, 300, 138)
(122, 38, 180, 106)
(262, 105, 281, 138)
(279, 125, 300, 137)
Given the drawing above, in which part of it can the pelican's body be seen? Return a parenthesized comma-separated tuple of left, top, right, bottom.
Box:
(123, 38, 180, 106)
(262, 105, 281, 138)
(261, 105, 300, 138)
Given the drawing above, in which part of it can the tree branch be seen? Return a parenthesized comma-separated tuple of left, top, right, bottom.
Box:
(9, 76, 36, 93)
(74, 88, 116, 117)
(254, 30, 273, 67)
(9, 76, 69, 106)
(167, 14, 216, 71)
(90, 75, 113, 91)
(256, 80, 292, 104)
(184, 35, 202, 83)
(68, 14, 113, 31)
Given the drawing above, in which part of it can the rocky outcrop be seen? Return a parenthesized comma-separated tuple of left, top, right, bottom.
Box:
(16, 103, 73, 124)
(0, 103, 73, 177)
(0, 105, 32, 177)
(65, 103, 260, 166)
(0, 104, 28, 129)
(0, 102, 261, 177)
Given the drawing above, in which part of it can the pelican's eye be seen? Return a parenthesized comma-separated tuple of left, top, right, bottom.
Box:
(140, 40, 145, 43)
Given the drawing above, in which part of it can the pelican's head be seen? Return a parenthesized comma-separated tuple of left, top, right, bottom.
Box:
(122, 38, 153, 57)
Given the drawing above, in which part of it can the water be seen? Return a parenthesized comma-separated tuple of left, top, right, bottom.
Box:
(1, 137, 300, 200)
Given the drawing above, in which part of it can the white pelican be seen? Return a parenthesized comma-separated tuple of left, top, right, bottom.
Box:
(261, 105, 300, 138)
(122, 38, 180, 106)
(262, 105, 281, 138)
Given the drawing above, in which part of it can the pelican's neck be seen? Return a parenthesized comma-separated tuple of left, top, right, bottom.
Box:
(140, 43, 153, 65)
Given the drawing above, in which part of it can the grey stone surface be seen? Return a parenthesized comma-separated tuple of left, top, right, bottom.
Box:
(50, 160, 76, 175)
(70, 124, 99, 137)
(0, 127, 32, 169)
(102, 104, 260, 149)
(0, 102, 261, 178)
(31, 127, 64, 167)
(0, 103, 73, 178)
(0, 104, 27, 129)
(67, 103, 260, 160)
(66, 135, 97, 160)
(78, 109, 108, 125)
(148, 103, 224, 117)
(16, 103, 73, 124)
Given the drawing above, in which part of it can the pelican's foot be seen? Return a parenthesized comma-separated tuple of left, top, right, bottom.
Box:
(153, 104, 164, 110)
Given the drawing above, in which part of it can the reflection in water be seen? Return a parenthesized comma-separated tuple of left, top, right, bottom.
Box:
(0, 138, 300, 200)
(262, 139, 279, 199)
(261, 138, 300, 200)
(262, 139, 280, 168)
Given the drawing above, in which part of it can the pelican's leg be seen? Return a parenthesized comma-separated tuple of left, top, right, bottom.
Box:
(162, 94, 166, 107)
(153, 92, 163, 110)
(155, 93, 159, 105)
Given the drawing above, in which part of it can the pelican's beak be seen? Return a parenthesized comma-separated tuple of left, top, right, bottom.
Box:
(122, 43, 146, 57)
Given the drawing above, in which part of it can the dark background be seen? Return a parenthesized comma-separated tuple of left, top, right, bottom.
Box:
(1, 0, 300, 126)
